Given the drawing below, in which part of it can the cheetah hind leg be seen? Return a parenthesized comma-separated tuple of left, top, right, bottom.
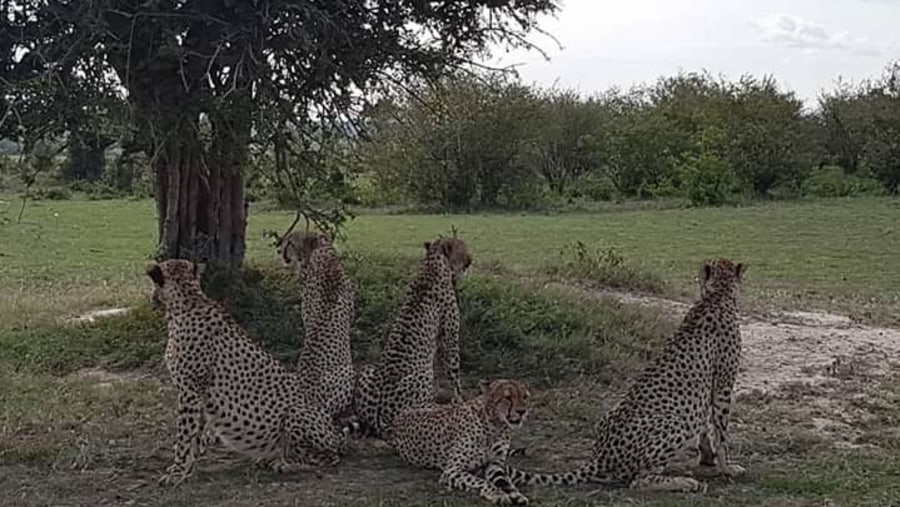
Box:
(280, 404, 346, 471)
(630, 474, 708, 493)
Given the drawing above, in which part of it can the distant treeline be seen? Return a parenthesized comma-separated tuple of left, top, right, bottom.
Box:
(353, 63, 899, 208)
(4, 63, 898, 211)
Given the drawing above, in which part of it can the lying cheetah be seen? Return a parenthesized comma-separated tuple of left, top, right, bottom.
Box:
(392, 379, 531, 505)
(509, 259, 747, 493)
(147, 260, 346, 486)
(354, 237, 472, 438)
(278, 231, 355, 419)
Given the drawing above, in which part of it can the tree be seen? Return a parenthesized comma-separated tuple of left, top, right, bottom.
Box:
(819, 62, 900, 193)
(722, 76, 811, 195)
(362, 73, 542, 208)
(602, 88, 679, 197)
(529, 89, 607, 195)
(3, 0, 557, 262)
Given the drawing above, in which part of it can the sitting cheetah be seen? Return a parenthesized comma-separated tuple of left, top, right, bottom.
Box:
(278, 231, 355, 419)
(509, 259, 747, 493)
(147, 259, 347, 486)
(391, 379, 531, 505)
(354, 237, 472, 438)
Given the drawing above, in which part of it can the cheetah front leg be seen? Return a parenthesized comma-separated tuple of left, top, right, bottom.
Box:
(159, 389, 205, 487)
(437, 441, 527, 505)
(698, 417, 716, 467)
(484, 441, 529, 504)
(440, 463, 522, 504)
(631, 474, 708, 493)
(705, 381, 745, 477)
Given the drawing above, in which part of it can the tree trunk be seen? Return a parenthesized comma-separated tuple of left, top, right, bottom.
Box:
(154, 120, 247, 264)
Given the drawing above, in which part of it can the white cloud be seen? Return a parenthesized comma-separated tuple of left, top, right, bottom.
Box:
(754, 14, 883, 56)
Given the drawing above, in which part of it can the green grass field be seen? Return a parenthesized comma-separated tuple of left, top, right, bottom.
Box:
(2, 196, 899, 326)
(1, 195, 900, 506)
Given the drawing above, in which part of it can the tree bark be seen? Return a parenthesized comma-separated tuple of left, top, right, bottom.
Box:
(154, 119, 247, 264)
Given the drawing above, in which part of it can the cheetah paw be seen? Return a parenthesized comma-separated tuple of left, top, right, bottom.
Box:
(506, 491, 529, 505)
(719, 463, 746, 477)
(158, 466, 188, 487)
(482, 491, 512, 504)
(685, 478, 708, 494)
(662, 477, 708, 493)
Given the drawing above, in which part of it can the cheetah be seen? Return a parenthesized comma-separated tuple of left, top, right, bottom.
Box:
(391, 379, 531, 505)
(147, 259, 347, 486)
(508, 259, 747, 493)
(353, 237, 472, 438)
(278, 231, 355, 419)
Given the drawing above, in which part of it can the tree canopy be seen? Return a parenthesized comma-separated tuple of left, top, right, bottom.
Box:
(1, 0, 558, 260)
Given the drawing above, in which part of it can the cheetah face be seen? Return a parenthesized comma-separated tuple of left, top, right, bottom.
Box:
(699, 258, 745, 298)
(426, 238, 472, 283)
(482, 379, 530, 428)
(278, 231, 331, 268)
(146, 259, 206, 308)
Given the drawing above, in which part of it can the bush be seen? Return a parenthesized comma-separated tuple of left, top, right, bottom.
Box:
(677, 153, 738, 206)
(67, 180, 128, 200)
(26, 186, 72, 201)
(570, 174, 618, 201)
(348, 173, 409, 208)
(547, 241, 666, 294)
(802, 165, 885, 198)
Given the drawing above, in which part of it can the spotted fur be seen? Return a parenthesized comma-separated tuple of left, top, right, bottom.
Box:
(278, 231, 355, 419)
(148, 260, 347, 486)
(509, 259, 747, 493)
(353, 237, 472, 438)
(392, 379, 531, 505)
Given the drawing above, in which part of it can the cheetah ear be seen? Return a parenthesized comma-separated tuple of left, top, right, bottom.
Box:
(424, 241, 432, 252)
(440, 240, 454, 259)
(146, 263, 164, 287)
(193, 262, 207, 279)
(700, 261, 713, 284)
(479, 379, 492, 394)
(735, 262, 746, 281)
(318, 232, 332, 247)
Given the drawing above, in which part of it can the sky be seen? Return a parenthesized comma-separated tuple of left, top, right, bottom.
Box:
(488, 0, 900, 106)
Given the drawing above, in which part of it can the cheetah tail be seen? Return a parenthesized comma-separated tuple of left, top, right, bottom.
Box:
(507, 462, 619, 488)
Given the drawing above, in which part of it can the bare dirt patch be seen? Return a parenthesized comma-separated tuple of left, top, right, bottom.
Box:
(65, 307, 131, 324)
(545, 282, 900, 397)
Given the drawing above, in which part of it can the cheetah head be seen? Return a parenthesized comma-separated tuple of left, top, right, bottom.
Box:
(146, 259, 206, 309)
(699, 258, 746, 298)
(277, 231, 331, 268)
(480, 379, 530, 428)
(425, 237, 472, 283)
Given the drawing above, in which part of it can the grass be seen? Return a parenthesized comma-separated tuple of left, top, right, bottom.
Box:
(1, 196, 899, 326)
(2, 195, 900, 505)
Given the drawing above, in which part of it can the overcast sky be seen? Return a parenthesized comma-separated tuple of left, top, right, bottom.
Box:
(489, 0, 900, 106)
